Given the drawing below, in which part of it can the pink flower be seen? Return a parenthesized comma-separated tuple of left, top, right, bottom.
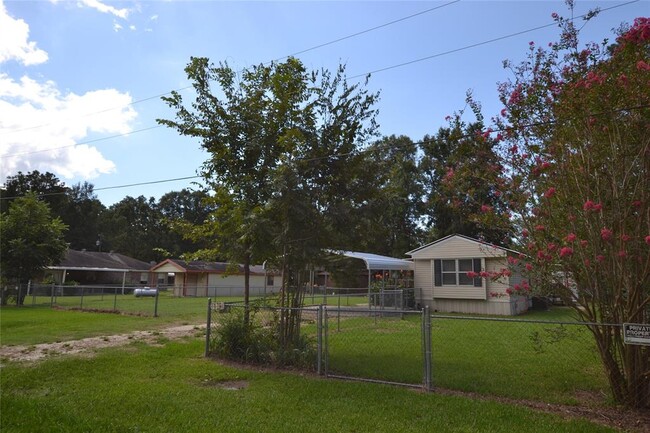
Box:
(632, 200, 642, 208)
(551, 12, 559, 19)
(583, 200, 595, 211)
(507, 256, 519, 265)
(645, 235, 650, 245)
(547, 243, 557, 252)
(481, 204, 493, 213)
(496, 133, 503, 141)
(529, 41, 535, 46)
(505, 288, 513, 295)
(637, 60, 650, 71)
(620, 234, 631, 242)
(501, 269, 512, 277)
(466, 271, 479, 278)
(593, 203, 603, 211)
(535, 225, 545, 232)
(618, 250, 627, 258)
(479, 271, 490, 278)
(444, 167, 455, 181)
(596, 255, 605, 263)
(544, 187, 556, 198)
(522, 229, 529, 238)
(445, 115, 451, 121)
(580, 240, 588, 247)
(500, 108, 507, 117)
(565, 233, 577, 242)
(584, 259, 591, 267)
(525, 263, 533, 272)
(559, 247, 573, 258)
(568, 215, 576, 222)
(601, 228, 613, 241)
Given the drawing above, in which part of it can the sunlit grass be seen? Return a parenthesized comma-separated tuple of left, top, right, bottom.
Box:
(0, 338, 615, 433)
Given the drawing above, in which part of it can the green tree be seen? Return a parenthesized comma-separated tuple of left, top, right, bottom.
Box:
(419, 102, 511, 246)
(464, 10, 649, 408)
(0, 193, 68, 304)
(100, 195, 165, 262)
(360, 135, 424, 256)
(159, 57, 379, 339)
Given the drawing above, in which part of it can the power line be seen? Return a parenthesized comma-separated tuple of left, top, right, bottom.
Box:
(4, 103, 646, 201)
(1, 125, 164, 158)
(0, 175, 203, 201)
(1, 0, 637, 157)
(273, 1, 460, 61)
(348, 0, 639, 80)
(1, 2, 460, 136)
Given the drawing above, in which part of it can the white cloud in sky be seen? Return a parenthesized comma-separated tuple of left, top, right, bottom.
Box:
(0, 74, 137, 180)
(113, 22, 122, 32)
(77, 0, 129, 19)
(0, 1, 137, 181)
(0, 1, 48, 65)
(129, 24, 136, 31)
(150, 14, 158, 21)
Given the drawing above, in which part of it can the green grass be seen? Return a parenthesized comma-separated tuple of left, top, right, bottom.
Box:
(0, 338, 615, 433)
(324, 308, 609, 405)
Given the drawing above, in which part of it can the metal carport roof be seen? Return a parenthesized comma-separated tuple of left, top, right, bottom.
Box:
(333, 251, 413, 272)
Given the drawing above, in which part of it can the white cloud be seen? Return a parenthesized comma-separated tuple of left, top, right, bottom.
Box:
(129, 25, 136, 31)
(0, 74, 137, 180)
(78, 0, 129, 19)
(113, 22, 122, 32)
(150, 14, 158, 21)
(0, 0, 48, 65)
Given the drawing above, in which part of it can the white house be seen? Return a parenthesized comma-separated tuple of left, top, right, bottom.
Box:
(406, 234, 529, 316)
(150, 259, 281, 297)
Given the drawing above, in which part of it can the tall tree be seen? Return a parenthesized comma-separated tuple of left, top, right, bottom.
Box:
(419, 102, 511, 246)
(100, 196, 164, 262)
(1, 170, 68, 216)
(360, 135, 423, 257)
(452, 9, 649, 408)
(158, 57, 379, 337)
(0, 193, 68, 304)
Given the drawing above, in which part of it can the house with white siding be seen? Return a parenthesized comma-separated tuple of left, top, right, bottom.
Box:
(406, 234, 529, 316)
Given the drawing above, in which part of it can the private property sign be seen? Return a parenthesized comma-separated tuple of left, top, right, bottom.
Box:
(623, 323, 650, 346)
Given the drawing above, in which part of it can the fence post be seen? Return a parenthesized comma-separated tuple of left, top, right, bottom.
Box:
(324, 305, 329, 376)
(50, 284, 55, 307)
(154, 289, 160, 317)
(113, 287, 118, 311)
(422, 305, 433, 392)
(317, 304, 323, 375)
(205, 298, 212, 357)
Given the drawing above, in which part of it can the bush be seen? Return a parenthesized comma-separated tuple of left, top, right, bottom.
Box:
(211, 306, 316, 369)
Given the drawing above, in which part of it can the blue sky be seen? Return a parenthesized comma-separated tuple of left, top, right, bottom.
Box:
(1, 0, 646, 206)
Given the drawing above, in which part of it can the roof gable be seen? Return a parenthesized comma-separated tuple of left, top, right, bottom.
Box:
(407, 234, 513, 259)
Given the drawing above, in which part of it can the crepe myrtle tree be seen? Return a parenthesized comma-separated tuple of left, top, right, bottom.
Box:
(448, 7, 649, 408)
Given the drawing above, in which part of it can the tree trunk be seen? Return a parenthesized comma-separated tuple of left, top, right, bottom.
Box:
(243, 253, 250, 325)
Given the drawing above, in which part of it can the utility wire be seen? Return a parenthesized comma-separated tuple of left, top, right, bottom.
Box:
(1, 2, 460, 136)
(2, 125, 164, 158)
(1, 0, 636, 157)
(348, 0, 638, 79)
(3, 103, 647, 201)
(273, 0, 460, 61)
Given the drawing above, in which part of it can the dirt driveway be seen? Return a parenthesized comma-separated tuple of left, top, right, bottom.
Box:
(0, 324, 205, 363)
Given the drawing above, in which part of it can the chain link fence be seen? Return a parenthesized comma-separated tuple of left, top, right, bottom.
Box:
(2, 283, 164, 316)
(206, 301, 643, 405)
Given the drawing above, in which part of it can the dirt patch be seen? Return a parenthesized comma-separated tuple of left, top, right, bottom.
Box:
(200, 379, 249, 390)
(0, 324, 205, 363)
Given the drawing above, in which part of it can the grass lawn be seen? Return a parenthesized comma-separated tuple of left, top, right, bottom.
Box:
(0, 337, 615, 433)
(324, 308, 609, 405)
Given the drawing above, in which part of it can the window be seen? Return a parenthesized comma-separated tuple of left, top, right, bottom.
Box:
(435, 259, 482, 287)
